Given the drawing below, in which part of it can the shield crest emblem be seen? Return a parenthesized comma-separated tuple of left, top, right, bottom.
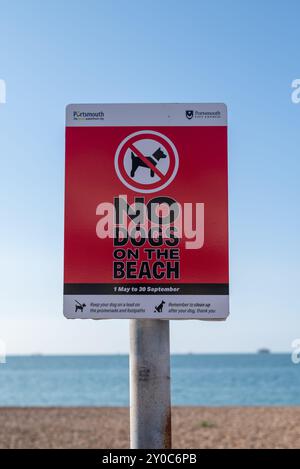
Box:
(186, 110, 194, 119)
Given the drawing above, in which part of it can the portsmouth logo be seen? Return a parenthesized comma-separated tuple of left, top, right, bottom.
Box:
(185, 110, 194, 120)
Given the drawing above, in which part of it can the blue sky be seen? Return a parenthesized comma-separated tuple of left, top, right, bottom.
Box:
(0, 0, 299, 354)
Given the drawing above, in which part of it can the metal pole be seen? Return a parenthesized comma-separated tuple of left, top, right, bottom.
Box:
(129, 319, 171, 449)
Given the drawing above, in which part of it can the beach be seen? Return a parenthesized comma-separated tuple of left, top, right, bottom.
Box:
(0, 407, 299, 449)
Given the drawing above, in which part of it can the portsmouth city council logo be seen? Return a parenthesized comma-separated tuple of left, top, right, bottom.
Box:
(114, 130, 179, 193)
(185, 110, 194, 119)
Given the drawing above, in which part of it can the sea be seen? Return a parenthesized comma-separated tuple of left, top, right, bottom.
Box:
(0, 354, 299, 406)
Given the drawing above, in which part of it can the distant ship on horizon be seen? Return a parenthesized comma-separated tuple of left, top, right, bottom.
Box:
(257, 348, 271, 354)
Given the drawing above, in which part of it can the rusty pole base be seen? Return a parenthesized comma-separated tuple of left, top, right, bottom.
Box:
(129, 319, 171, 449)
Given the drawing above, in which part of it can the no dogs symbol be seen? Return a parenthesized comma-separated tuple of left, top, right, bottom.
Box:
(114, 130, 179, 193)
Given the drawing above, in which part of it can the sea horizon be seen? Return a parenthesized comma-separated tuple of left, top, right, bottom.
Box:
(0, 354, 298, 407)
(4, 351, 290, 357)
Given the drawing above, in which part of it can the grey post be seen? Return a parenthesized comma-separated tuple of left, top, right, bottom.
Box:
(129, 319, 171, 449)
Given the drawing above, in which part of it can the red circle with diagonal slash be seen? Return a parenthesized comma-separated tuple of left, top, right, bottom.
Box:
(114, 130, 179, 193)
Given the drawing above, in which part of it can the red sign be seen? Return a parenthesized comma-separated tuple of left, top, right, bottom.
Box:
(64, 103, 229, 319)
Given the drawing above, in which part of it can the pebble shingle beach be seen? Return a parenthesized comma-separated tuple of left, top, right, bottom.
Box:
(0, 407, 299, 449)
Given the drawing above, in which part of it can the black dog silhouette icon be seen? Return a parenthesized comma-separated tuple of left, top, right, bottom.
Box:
(154, 300, 165, 313)
(130, 147, 167, 178)
(75, 300, 86, 313)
